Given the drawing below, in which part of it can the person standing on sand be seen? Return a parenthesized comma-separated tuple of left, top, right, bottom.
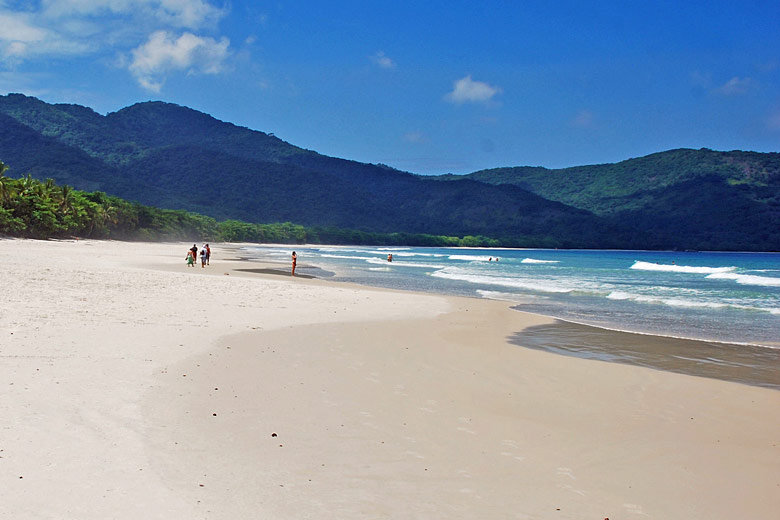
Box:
(189, 244, 198, 264)
(200, 245, 207, 268)
(186, 249, 195, 267)
(291, 251, 297, 276)
(205, 244, 211, 265)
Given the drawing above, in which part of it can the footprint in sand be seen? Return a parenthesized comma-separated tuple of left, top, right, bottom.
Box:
(623, 503, 649, 516)
(499, 451, 526, 462)
(556, 467, 576, 480)
(560, 483, 587, 496)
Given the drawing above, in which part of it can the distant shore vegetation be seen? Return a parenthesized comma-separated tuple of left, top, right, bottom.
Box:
(0, 161, 501, 247)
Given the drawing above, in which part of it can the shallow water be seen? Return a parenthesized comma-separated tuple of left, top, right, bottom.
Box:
(242, 245, 780, 348)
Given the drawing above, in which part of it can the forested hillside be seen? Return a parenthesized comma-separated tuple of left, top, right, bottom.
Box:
(0, 94, 612, 248)
(449, 148, 780, 250)
(0, 93, 778, 250)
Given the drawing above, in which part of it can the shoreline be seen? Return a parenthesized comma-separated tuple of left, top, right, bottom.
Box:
(230, 242, 780, 385)
(512, 319, 780, 390)
(3, 239, 779, 519)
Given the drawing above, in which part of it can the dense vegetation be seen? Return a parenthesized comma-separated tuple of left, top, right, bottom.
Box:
(462, 148, 780, 215)
(453, 148, 780, 251)
(0, 94, 614, 249)
(0, 161, 503, 247)
(0, 93, 778, 250)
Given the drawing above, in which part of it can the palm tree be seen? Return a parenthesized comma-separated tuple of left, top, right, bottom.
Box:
(0, 161, 15, 204)
(59, 185, 75, 214)
(19, 173, 36, 195)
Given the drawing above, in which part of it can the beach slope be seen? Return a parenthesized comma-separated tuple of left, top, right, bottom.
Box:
(1, 239, 778, 519)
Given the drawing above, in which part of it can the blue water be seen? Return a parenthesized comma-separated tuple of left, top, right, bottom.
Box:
(242, 246, 780, 347)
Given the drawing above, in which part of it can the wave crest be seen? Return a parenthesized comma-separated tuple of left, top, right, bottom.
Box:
(630, 261, 736, 274)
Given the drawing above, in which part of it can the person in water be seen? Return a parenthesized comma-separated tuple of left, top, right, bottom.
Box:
(291, 251, 297, 276)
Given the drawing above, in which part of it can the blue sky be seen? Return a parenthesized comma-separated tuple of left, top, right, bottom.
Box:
(1, 0, 779, 175)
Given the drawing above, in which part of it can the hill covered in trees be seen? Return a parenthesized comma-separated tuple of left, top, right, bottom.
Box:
(0, 93, 778, 250)
(0, 161, 506, 247)
(453, 149, 780, 250)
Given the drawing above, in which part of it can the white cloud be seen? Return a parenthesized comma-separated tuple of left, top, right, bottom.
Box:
(0, 1, 228, 67)
(445, 75, 502, 104)
(129, 30, 230, 92)
(370, 50, 395, 69)
(0, 10, 92, 64)
(715, 76, 752, 95)
(41, 0, 227, 30)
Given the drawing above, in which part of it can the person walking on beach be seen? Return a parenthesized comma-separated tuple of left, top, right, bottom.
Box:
(291, 251, 297, 276)
(205, 243, 211, 265)
(186, 248, 195, 267)
(200, 245, 208, 268)
(189, 244, 198, 264)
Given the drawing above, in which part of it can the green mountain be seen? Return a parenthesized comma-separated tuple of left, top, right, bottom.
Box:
(456, 149, 780, 250)
(0, 93, 611, 248)
(0, 93, 777, 250)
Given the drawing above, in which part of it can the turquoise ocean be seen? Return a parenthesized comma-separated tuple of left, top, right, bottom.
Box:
(243, 246, 779, 346)
(241, 245, 780, 387)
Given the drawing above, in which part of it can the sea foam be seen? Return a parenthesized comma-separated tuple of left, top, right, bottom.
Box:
(705, 272, 780, 287)
(448, 254, 497, 262)
(521, 258, 560, 264)
(432, 268, 581, 293)
(630, 261, 736, 274)
(365, 257, 446, 269)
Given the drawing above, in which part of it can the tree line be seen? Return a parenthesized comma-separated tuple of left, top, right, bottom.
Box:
(0, 161, 502, 247)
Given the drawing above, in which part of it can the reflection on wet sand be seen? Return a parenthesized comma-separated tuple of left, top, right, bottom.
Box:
(511, 320, 780, 390)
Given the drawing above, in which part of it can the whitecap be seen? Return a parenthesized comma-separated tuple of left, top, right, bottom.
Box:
(630, 261, 736, 274)
(448, 255, 496, 262)
(521, 258, 560, 264)
(705, 272, 780, 287)
(432, 268, 581, 293)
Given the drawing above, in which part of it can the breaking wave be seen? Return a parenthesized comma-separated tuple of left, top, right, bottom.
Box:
(630, 261, 736, 274)
(521, 258, 560, 264)
(705, 272, 780, 287)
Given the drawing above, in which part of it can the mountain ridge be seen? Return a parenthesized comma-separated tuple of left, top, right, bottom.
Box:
(0, 93, 777, 250)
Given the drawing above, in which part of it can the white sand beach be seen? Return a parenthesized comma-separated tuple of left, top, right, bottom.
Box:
(2, 239, 778, 519)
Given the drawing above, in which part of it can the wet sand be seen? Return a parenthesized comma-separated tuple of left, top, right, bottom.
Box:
(512, 319, 780, 390)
